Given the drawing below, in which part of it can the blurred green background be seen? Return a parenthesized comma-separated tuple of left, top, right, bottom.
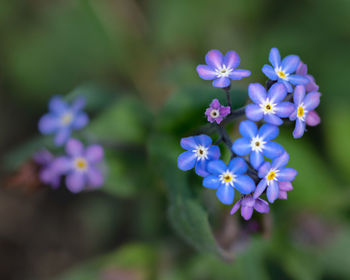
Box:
(0, 0, 350, 279)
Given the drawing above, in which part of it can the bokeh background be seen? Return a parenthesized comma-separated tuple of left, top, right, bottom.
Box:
(0, 0, 350, 279)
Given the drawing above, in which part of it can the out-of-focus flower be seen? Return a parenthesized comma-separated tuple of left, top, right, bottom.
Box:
(203, 158, 255, 205)
(38, 96, 89, 146)
(262, 48, 308, 92)
(254, 152, 297, 203)
(54, 139, 104, 193)
(205, 99, 230, 124)
(232, 120, 284, 170)
(33, 150, 61, 188)
(296, 62, 319, 92)
(196, 50, 251, 88)
(230, 195, 269, 220)
(289, 85, 321, 138)
(245, 83, 295, 126)
(177, 135, 220, 177)
(278, 181, 293, 200)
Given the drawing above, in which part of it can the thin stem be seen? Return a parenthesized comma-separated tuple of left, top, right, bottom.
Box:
(223, 87, 232, 108)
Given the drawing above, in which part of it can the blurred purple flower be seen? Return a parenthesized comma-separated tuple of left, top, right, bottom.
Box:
(278, 181, 293, 200)
(205, 99, 230, 124)
(38, 96, 89, 146)
(230, 195, 269, 220)
(196, 50, 251, 88)
(33, 150, 61, 188)
(296, 62, 319, 92)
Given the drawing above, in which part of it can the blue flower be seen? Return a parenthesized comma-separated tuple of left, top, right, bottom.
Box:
(177, 135, 220, 177)
(232, 120, 284, 170)
(203, 158, 255, 205)
(38, 96, 89, 146)
(253, 152, 297, 203)
(245, 83, 295, 126)
(289, 85, 321, 139)
(196, 50, 251, 88)
(262, 47, 308, 92)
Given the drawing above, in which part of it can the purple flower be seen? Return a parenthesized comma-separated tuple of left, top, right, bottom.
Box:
(253, 152, 297, 203)
(54, 139, 105, 193)
(245, 83, 295, 126)
(278, 181, 293, 200)
(230, 195, 269, 220)
(38, 96, 89, 146)
(196, 50, 251, 88)
(177, 135, 220, 177)
(205, 99, 231, 124)
(203, 158, 255, 205)
(262, 48, 308, 92)
(296, 62, 319, 92)
(34, 150, 61, 188)
(289, 85, 321, 139)
(232, 120, 284, 170)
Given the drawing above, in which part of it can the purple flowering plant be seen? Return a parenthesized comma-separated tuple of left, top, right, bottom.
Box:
(177, 47, 321, 221)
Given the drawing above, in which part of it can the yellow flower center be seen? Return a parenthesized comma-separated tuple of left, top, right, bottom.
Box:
(297, 106, 304, 118)
(61, 112, 73, 125)
(74, 157, 88, 171)
(265, 104, 272, 111)
(223, 174, 233, 183)
(277, 71, 286, 79)
(267, 170, 276, 181)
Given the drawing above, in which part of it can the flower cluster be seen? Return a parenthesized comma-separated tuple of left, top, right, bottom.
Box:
(178, 48, 321, 220)
(35, 96, 105, 193)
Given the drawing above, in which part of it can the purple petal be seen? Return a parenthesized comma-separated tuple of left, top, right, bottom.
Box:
(234, 175, 255, 195)
(293, 118, 306, 139)
(54, 128, 71, 146)
(246, 105, 264, 122)
(306, 111, 321, 126)
(216, 185, 235, 205)
(305, 75, 319, 92)
(87, 167, 104, 188)
(253, 179, 267, 199)
(303, 92, 321, 111)
(232, 138, 251, 156)
(207, 160, 227, 174)
(275, 102, 295, 118)
(239, 120, 258, 139)
(230, 200, 242, 215)
(66, 138, 84, 156)
(241, 206, 254, 220)
(258, 124, 279, 141)
(66, 171, 86, 193)
(196, 65, 217, 80)
(38, 114, 59, 134)
(207, 145, 221, 160)
(180, 136, 197, 150)
(268, 83, 287, 103)
(258, 162, 271, 178)
(219, 106, 231, 117)
(287, 74, 308, 85)
(278, 167, 297, 182)
(254, 198, 269, 213)
(223, 51, 240, 69)
(203, 175, 220, 189)
(228, 157, 247, 174)
(212, 77, 230, 88)
(281, 55, 300, 73)
(279, 181, 293, 192)
(263, 142, 284, 159)
(296, 62, 307, 76)
(266, 180, 279, 203)
(269, 48, 281, 68)
(248, 83, 267, 104)
(205, 50, 224, 69)
(85, 145, 104, 163)
(210, 98, 221, 109)
(72, 113, 89, 129)
(177, 151, 197, 171)
(229, 69, 251, 80)
(262, 64, 278, 80)
(272, 152, 289, 169)
(34, 150, 54, 165)
(250, 151, 264, 170)
(51, 156, 71, 174)
(49, 96, 67, 114)
(293, 85, 305, 105)
(195, 135, 212, 146)
(278, 191, 287, 200)
(264, 114, 283, 126)
(195, 160, 209, 177)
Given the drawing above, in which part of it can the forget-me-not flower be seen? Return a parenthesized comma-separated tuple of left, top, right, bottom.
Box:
(230, 195, 269, 220)
(205, 99, 231, 124)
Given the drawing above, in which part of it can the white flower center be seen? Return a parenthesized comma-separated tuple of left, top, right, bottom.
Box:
(275, 67, 289, 80)
(297, 103, 308, 121)
(266, 168, 279, 185)
(74, 157, 88, 171)
(219, 170, 236, 187)
(250, 135, 266, 153)
(215, 64, 233, 78)
(193, 145, 209, 160)
(210, 109, 220, 118)
(259, 98, 277, 114)
(61, 112, 73, 126)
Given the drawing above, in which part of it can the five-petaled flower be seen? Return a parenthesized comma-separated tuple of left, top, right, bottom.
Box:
(205, 99, 231, 124)
(289, 85, 321, 138)
(246, 83, 295, 126)
(262, 47, 308, 92)
(230, 195, 269, 220)
(177, 135, 220, 177)
(196, 50, 251, 88)
(203, 158, 255, 205)
(53, 139, 105, 193)
(232, 120, 284, 170)
(38, 96, 89, 146)
(254, 152, 297, 203)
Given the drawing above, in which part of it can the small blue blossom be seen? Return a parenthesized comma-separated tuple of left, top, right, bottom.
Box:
(203, 158, 255, 205)
(253, 152, 297, 203)
(245, 83, 295, 126)
(262, 47, 308, 92)
(196, 50, 251, 88)
(177, 135, 220, 177)
(38, 96, 89, 146)
(232, 120, 284, 170)
(289, 85, 321, 139)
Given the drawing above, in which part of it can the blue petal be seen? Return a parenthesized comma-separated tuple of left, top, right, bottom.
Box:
(38, 114, 59, 134)
(263, 142, 284, 159)
(207, 145, 221, 160)
(212, 77, 230, 88)
(269, 48, 281, 68)
(194, 134, 212, 147)
(180, 136, 197, 150)
(258, 124, 279, 141)
(262, 64, 278, 80)
(229, 69, 251, 80)
(234, 175, 255, 194)
(281, 55, 300, 73)
(49, 95, 67, 114)
(278, 167, 298, 181)
(248, 83, 267, 104)
(54, 128, 71, 146)
(266, 180, 279, 203)
(250, 151, 264, 170)
(303, 92, 321, 111)
(223, 51, 240, 69)
(239, 120, 258, 139)
(195, 160, 209, 177)
(232, 138, 251, 156)
(203, 175, 220, 189)
(275, 102, 295, 118)
(228, 157, 247, 174)
(196, 65, 217, 80)
(293, 85, 305, 105)
(216, 185, 235, 204)
(205, 49, 224, 69)
(281, 80, 293, 93)
(293, 118, 306, 139)
(246, 104, 264, 121)
(253, 178, 267, 199)
(264, 114, 283, 126)
(72, 112, 89, 129)
(268, 83, 287, 103)
(258, 162, 271, 178)
(207, 160, 227, 174)
(272, 152, 289, 169)
(177, 151, 197, 171)
(288, 74, 308, 85)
